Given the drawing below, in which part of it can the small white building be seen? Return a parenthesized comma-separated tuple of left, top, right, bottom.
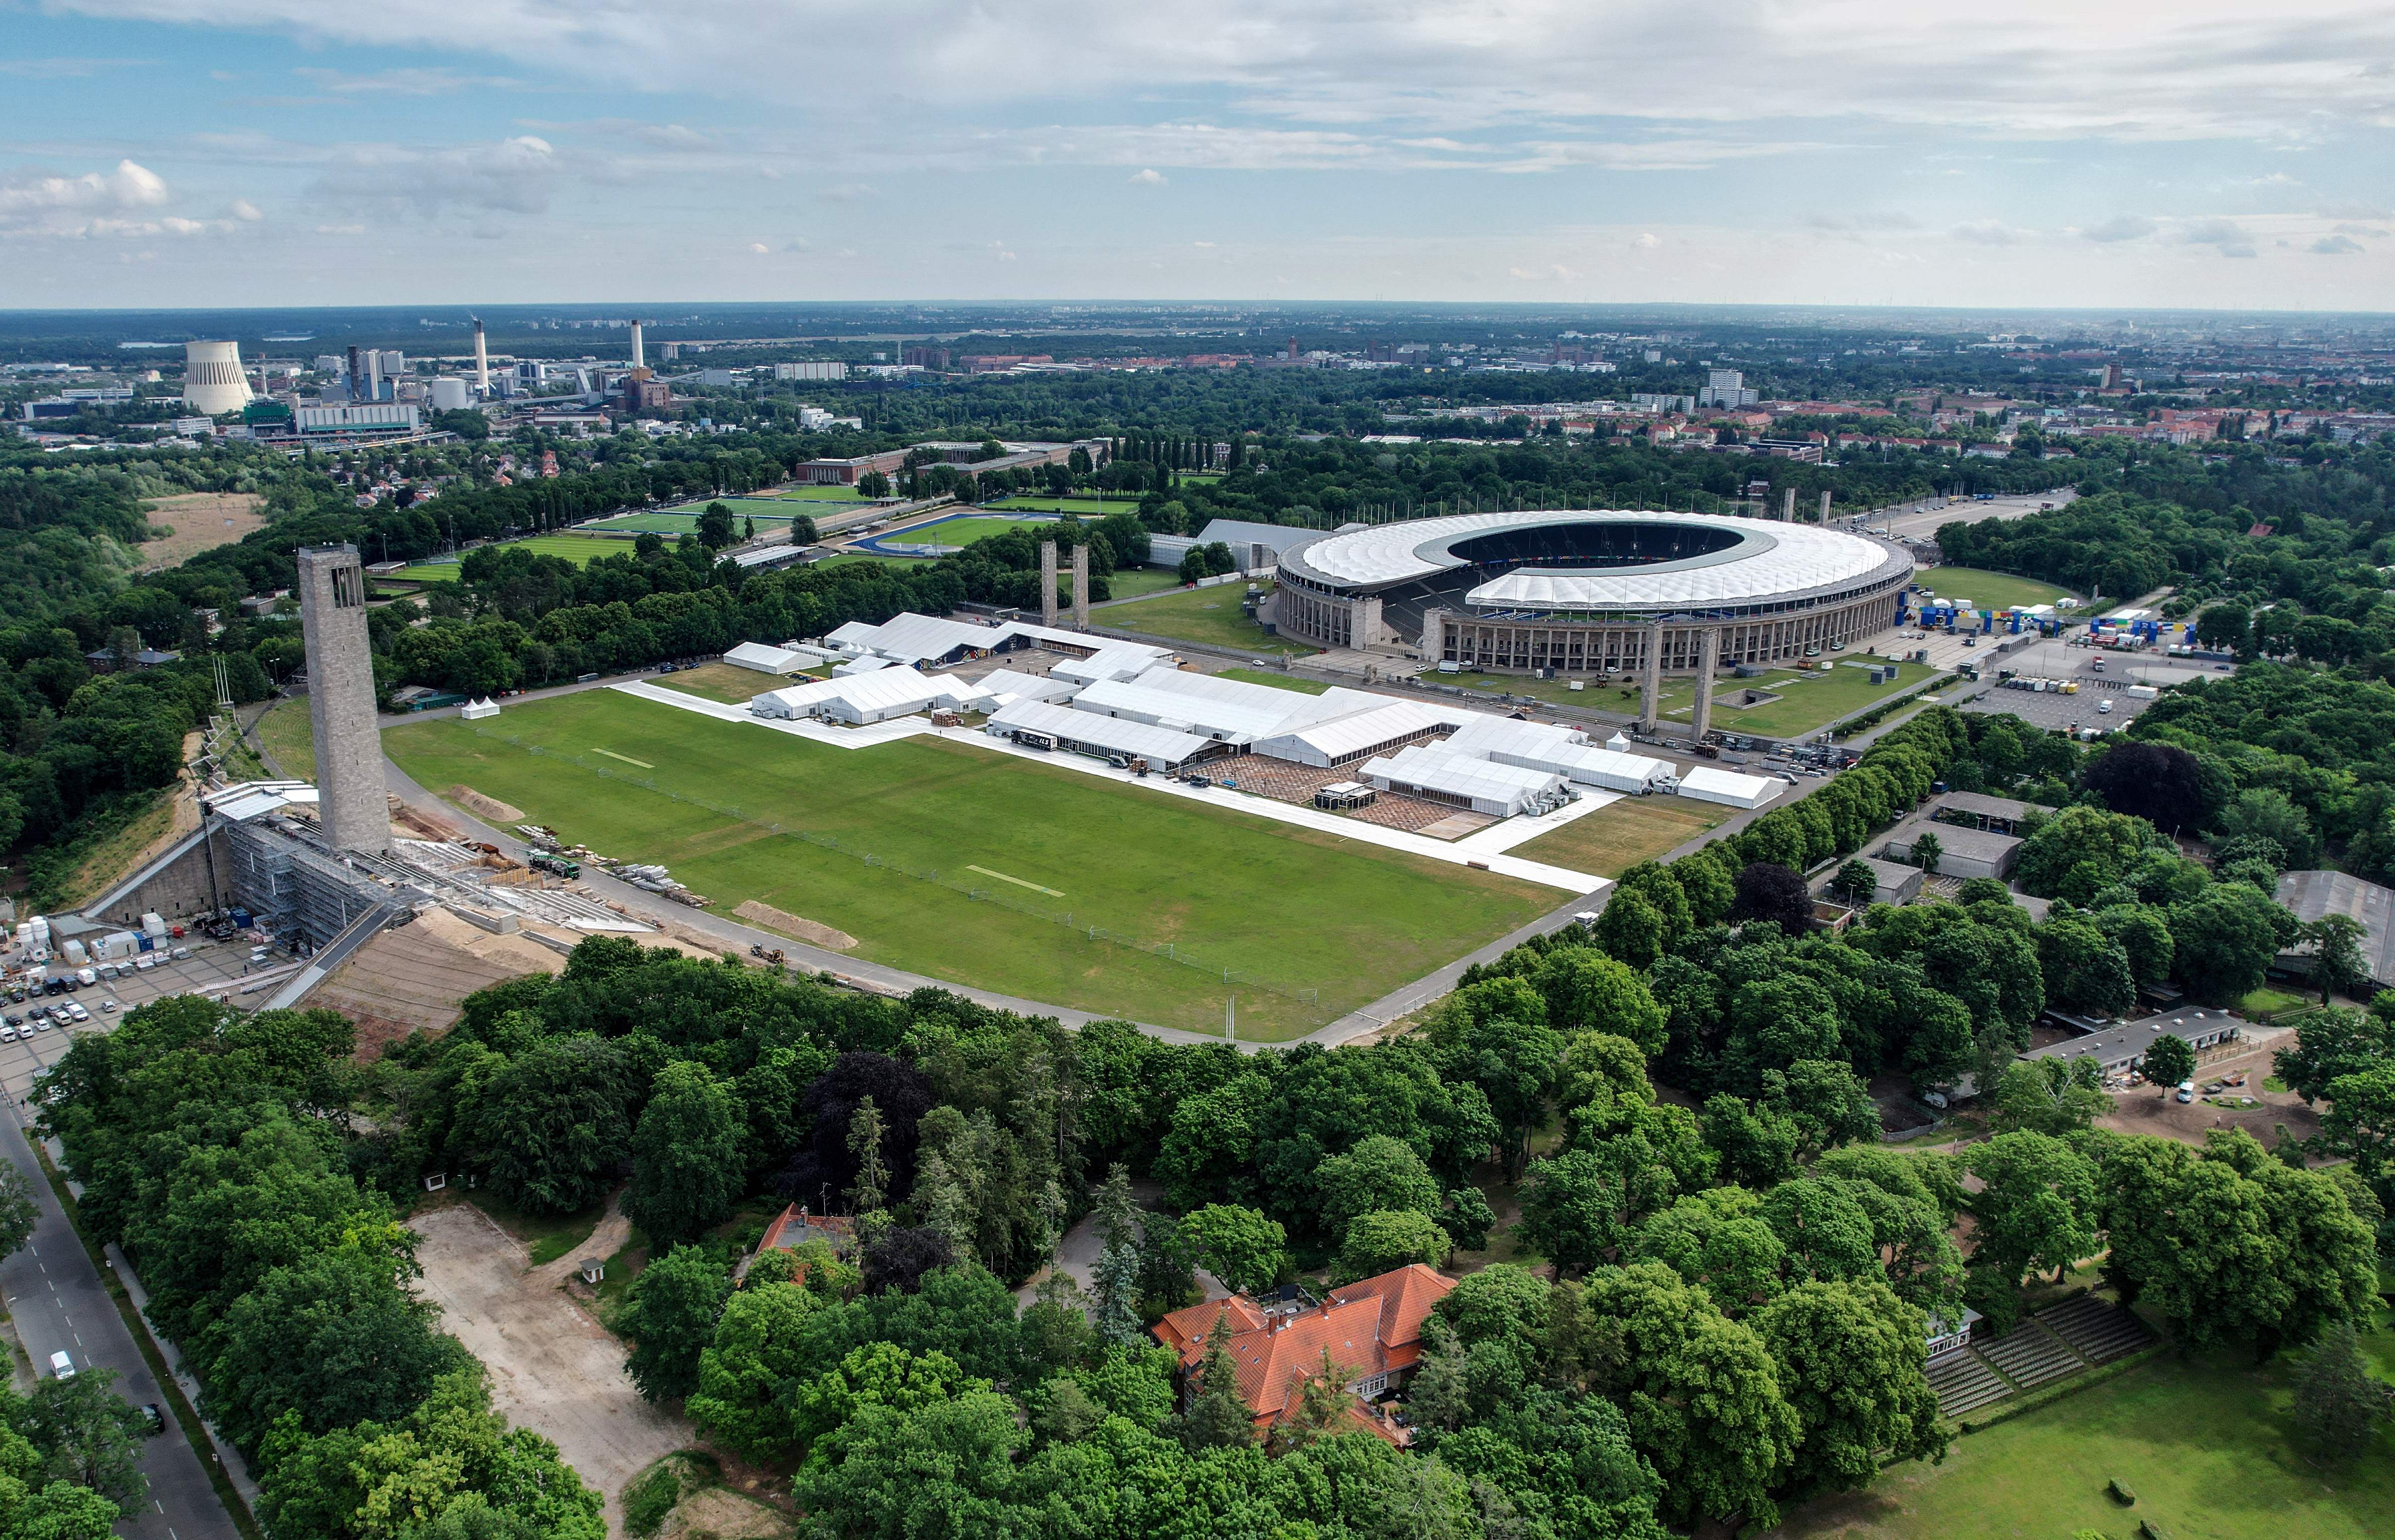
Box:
(1361, 745, 1572, 817)
(1498, 743, 1676, 794)
(723, 641, 815, 675)
(974, 669, 1078, 706)
(1676, 766, 1783, 809)
(1254, 700, 1452, 768)
(1052, 645, 1180, 687)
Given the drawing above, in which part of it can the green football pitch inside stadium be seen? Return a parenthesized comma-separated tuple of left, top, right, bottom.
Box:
(384, 689, 1552, 1038)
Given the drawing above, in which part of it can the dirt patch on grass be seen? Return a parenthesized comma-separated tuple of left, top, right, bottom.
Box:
(2094, 1036, 2323, 1149)
(137, 492, 266, 571)
(662, 1486, 792, 1540)
(409, 1202, 689, 1535)
(451, 784, 528, 824)
(732, 899, 857, 951)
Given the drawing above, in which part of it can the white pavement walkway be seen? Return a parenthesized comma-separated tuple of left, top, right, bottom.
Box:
(606, 681, 1609, 894)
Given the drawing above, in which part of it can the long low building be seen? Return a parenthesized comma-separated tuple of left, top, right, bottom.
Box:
(2274, 868, 2395, 991)
(751, 669, 986, 724)
(1676, 766, 1784, 809)
(1066, 665, 1465, 767)
(1361, 745, 1573, 817)
(984, 697, 1222, 772)
(1255, 699, 1453, 768)
(1884, 821, 2021, 880)
(2025, 1007, 2251, 1078)
(824, 611, 1151, 669)
(1435, 711, 1674, 792)
(722, 641, 816, 675)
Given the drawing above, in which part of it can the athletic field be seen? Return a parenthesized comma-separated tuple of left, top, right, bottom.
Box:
(383, 691, 1551, 1038)
(593, 508, 799, 534)
(393, 532, 632, 580)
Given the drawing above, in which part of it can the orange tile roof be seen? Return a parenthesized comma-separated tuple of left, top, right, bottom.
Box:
(1151, 1265, 1457, 1426)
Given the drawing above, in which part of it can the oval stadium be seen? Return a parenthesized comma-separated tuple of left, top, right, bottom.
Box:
(1271, 510, 1914, 683)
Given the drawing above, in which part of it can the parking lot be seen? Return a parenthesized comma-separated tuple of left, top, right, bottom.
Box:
(1956, 637, 2232, 736)
(0, 936, 283, 1100)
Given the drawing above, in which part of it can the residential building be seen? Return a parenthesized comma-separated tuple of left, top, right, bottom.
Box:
(2274, 868, 2395, 991)
(1151, 1265, 1454, 1441)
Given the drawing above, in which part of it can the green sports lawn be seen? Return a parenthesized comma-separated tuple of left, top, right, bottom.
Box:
(590, 510, 797, 534)
(1766, 1310, 2395, 1540)
(393, 533, 634, 580)
(1916, 565, 2078, 611)
(383, 690, 1550, 1038)
(1218, 668, 1327, 694)
(1102, 583, 1318, 656)
(986, 494, 1144, 514)
(1650, 658, 1943, 739)
(877, 514, 1056, 547)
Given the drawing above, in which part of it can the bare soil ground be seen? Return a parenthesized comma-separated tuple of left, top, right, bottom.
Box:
(451, 784, 528, 824)
(409, 1202, 689, 1536)
(730, 900, 856, 951)
(137, 492, 266, 571)
(314, 910, 566, 1055)
(661, 1487, 791, 1540)
(2094, 1035, 2323, 1148)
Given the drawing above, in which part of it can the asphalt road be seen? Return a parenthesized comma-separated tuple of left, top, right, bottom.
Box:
(0, 1101, 240, 1540)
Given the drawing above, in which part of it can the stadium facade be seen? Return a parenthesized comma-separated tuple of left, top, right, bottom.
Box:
(1271, 510, 1914, 736)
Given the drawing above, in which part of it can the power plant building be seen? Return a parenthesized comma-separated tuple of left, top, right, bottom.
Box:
(183, 340, 254, 415)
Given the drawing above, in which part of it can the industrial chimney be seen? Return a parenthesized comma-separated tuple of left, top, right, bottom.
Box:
(472, 316, 490, 394)
(630, 319, 646, 373)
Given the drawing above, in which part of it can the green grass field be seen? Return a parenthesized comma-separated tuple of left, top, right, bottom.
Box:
(253, 697, 317, 780)
(814, 552, 924, 570)
(986, 495, 1144, 514)
(772, 485, 882, 502)
(1514, 796, 1726, 878)
(383, 691, 1549, 1038)
(1219, 669, 1327, 694)
(394, 533, 632, 580)
(652, 662, 800, 704)
(1768, 1311, 2395, 1540)
(1443, 673, 1619, 709)
(878, 515, 1056, 548)
(1643, 659, 1943, 740)
(1105, 568, 1183, 600)
(589, 510, 798, 534)
(1102, 584, 1317, 656)
(1916, 565, 2077, 611)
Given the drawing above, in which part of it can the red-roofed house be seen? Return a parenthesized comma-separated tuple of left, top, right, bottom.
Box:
(1152, 1265, 1454, 1440)
(736, 1204, 859, 1283)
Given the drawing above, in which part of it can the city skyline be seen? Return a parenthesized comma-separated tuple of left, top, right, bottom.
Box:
(2, 1, 2392, 310)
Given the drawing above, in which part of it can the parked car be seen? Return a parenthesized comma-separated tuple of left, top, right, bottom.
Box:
(2175, 1080, 2196, 1103)
(47, 1352, 72, 1381)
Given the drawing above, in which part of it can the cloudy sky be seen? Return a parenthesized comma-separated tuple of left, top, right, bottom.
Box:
(5, 0, 2393, 310)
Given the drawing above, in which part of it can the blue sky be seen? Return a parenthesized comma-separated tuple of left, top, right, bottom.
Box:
(4, 0, 2393, 310)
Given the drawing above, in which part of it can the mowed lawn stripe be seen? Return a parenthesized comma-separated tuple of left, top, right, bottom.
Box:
(384, 691, 1550, 1038)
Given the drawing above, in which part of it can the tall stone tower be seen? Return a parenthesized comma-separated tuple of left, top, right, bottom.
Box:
(296, 543, 391, 853)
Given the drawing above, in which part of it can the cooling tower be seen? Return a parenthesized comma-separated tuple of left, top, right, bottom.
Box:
(183, 340, 254, 416)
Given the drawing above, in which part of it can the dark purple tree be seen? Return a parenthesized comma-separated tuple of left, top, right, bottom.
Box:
(862, 1227, 955, 1295)
(775, 1052, 934, 1213)
(1730, 862, 1815, 934)
(2079, 741, 2208, 834)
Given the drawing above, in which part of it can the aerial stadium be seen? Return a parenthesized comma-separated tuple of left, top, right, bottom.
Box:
(1270, 510, 1914, 678)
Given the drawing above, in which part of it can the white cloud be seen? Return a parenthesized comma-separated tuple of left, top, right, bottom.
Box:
(308, 135, 562, 217)
(1128, 167, 1166, 184)
(817, 182, 875, 202)
(0, 57, 149, 78)
(0, 158, 171, 236)
(2081, 214, 2157, 242)
(748, 241, 769, 253)
(1632, 232, 1660, 248)
(293, 65, 518, 94)
(52, 0, 2395, 156)
(1950, 220, 2020, 245)
(229, 198, 262, 221)
(2332, 222, 2389, 237)
(2311, 233, 2366, 254)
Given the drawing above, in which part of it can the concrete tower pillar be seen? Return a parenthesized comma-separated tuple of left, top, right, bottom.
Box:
(630, 320, 646, 373)
(1782, 486, 1796, 522)
(473, 317, 490, 394)
(1691, 627, 1724, 745)
(1819, 489, 1832, 523)
(1039, 540, 1060, 628)
(1071, 543, 1090, 629)
(1638, 618, 1669, 732)
(295, 544, 391, 855)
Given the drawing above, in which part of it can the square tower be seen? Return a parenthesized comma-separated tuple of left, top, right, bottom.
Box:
(295, 543, 391, 853)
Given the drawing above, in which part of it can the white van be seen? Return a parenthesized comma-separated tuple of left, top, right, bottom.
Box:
(47, 1351, 73, 1381)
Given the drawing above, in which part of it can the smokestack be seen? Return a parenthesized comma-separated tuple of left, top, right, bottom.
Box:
(472, 317, 490, 393)
(366, 350, 384, 401)
(630, 319, 645, 373)
(346, 345, 362, 401)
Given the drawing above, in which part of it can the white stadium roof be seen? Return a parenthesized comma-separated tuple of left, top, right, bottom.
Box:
(1278, 510, 1908, 613)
